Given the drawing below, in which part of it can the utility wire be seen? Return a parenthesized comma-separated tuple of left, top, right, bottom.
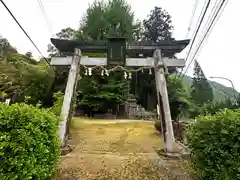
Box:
(174, 0, 199, 78)
(182, 0, 227, 77)
(193, 0, 221, 48)
(202, 0, 222, 33)
(175, 0, 199, 78)
(180, 0, 220, 78)
(182, 0, 211, 69)
(37, 0, 53, 36)
(182, 0, 207, 59)
(177, 0, 209, 78)
(181, 0, 228, 77)
(185, 0, 199, 39)
(0, 0, 54, 70)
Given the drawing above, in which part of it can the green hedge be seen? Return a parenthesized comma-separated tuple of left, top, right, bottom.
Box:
(0, 103, 60, 180)
(186, 109, 240, 180)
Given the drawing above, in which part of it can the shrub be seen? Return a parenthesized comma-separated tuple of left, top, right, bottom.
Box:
(51, 91, 64, 116)
(0, 103, 60, 180)
(186, 109, 240, 180)
(154, 120, 162, 132)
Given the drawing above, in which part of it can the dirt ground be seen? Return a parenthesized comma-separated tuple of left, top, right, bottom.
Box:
(56, 118, 194, 180)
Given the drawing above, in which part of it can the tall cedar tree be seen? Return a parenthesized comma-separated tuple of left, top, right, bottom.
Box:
(133, 6, 175, 110)
(191, 60, 213, 105)
(142, 7, 173, 42)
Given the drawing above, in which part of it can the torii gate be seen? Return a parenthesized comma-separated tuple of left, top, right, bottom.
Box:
(50, 37, 189, 153)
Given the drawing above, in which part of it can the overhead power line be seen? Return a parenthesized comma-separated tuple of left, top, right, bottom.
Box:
(185, 0, 199, 38)
(198, 0, 222, 39)
(183, 0, 211, 67)
(177, 0, 210, 78)
(174, 0, 199, 78)
(180, 0, 220, 78)
(0, 0, 53, 70)
(181, 0, 228, 77)
(184, 0, 222, 65)
(37, 0, 53, 36)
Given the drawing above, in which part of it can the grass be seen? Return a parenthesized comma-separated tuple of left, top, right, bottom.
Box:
(56, 118, 195, 180)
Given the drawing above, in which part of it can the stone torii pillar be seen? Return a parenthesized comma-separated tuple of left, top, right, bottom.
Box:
(59, 48, 81, 146)
(154, 49, 175, 153)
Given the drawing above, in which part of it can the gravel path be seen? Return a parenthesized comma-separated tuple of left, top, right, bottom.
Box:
(56, 119, 194, 180)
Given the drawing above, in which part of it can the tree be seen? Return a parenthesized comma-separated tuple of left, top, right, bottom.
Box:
(56, 27, 77, 40)
(0, 36, 10, 57)
(0, 36, 54, 104)
(78, 0, 139, 41)
(25, 51, 32, 58)
(47, 43, 58, 57)
(47, 27, 78, 57)
(0, 36, 17, 58)
(167, 76, 190, 120)
(191, 60, 213, 105)
(133, 6, 176, 111)
(78, 0, 107, 40)
(142, 7, 174, 42)
(77, 70, 129, 116)
(1, 53, 54, 103)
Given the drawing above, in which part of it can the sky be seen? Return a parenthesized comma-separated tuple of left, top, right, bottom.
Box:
(1, 0, 240, 90)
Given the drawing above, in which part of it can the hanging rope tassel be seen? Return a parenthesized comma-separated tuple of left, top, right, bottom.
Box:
(128, 72, 132, 79)
(84, 68, 88, 76)
(88, 67, 92, 76)
(124, 72, 128, 79)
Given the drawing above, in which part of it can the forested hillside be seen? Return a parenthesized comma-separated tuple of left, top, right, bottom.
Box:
(182, 75, 237, 102)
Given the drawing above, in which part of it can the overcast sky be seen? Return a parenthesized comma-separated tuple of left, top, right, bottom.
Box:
(1, 0, 239, 90)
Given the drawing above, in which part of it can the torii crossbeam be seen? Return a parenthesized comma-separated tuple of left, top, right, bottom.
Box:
(50, 37, 189, 153)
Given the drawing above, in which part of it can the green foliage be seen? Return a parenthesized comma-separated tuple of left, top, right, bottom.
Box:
(0, 91, 6, 98)
(202, 99, 237, 115)
(0, 38, 54, 104)
(56, 27, 77, 40)
(133, 72, 190, 120)
(154, 120, 162, 132)
(132, 69, 156, 110)
(51, 91, 64, 116)
(24, 96, 32, 104)
(167, 76, 190, 120)
(129, 6, 177, 110)
(190, 61, 213, 105)
(0, 103, 60, 180)
(186, 109, 240, 180)
(188, 97, 240, 118)
(143, 6, 173, 42)
(78, 0, 138, 41)
(182, 75, 238, 102)
(0, 36, 17, 57)
(77, 70, 129, 112)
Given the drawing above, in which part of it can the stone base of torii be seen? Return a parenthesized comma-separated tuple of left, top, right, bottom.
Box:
(51, 48, 185, 153)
